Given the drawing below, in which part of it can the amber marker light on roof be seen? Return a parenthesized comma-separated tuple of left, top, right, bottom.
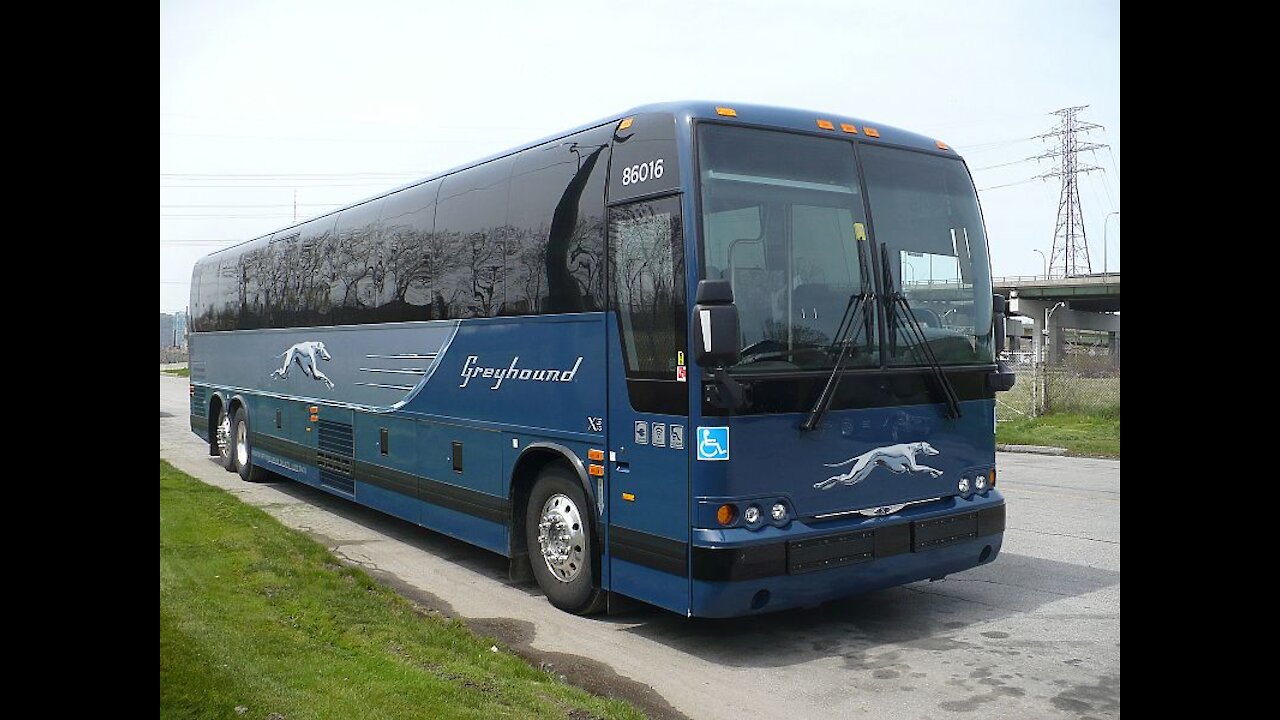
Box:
(864, 127, 881, 138)
(936, 140, 950, 150)
(817, 119, 835, 130)
(618, 117, 633, 130)
(715, 106, 737, 117)
(840, 123, 858, 134)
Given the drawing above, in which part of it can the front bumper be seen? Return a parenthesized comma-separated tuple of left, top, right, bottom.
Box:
(688, 496, 1005, 617)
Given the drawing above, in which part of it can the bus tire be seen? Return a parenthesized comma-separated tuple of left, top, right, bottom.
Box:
(525, 465, 605, 614)
(232, 407, 268, 483)
(216, 404, 236, 472)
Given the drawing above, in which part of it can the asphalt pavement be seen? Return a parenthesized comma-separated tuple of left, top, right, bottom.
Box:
(161, 375, 1119, 719)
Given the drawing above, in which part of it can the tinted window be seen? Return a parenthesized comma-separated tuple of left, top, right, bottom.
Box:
(508, 125, 610, 316)
(327, 199, 386, 325)
(434, 158, 515, 318)
(610, 195, 686, 378)
(377, 181, 443, 320)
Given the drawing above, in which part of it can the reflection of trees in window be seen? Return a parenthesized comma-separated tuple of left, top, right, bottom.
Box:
(194, 125, 615, 331)
(611, 202, 683, 374)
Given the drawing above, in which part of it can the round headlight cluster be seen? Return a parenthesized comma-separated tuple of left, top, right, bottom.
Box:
(771, 502, 788, 522)
(975, 474, 989, 491)
(957, 476, 971, 494)
(744, 505, 761, 524)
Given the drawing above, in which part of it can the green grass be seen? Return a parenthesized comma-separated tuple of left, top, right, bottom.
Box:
(163, 367, 191, 377)
(998, 412, 1120, 458)
(159, 460, 644, 720)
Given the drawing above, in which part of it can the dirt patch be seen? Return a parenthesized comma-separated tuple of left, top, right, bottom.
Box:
(357, 565, 688, 720)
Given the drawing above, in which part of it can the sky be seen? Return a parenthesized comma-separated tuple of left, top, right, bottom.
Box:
(160, 0, 1119, 313)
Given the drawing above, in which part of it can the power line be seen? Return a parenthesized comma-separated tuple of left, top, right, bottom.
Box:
(160, 182, 402, 188)
(978, 177, 1040, 191)
(970, 158, 1037, 172)
(161, 214, 297, 219)
(160, 203, 341, 209)
(159, 171, 428, 179)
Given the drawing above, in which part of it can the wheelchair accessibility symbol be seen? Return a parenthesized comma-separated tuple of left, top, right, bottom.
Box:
(696, 426, 729, 461)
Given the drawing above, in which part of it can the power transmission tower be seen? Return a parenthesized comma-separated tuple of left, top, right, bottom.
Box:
(1031, 106, 1107, 276)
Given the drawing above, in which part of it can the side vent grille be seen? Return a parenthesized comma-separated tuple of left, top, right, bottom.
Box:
(317, 420, 354, 494)
(191, 386, 208, 415)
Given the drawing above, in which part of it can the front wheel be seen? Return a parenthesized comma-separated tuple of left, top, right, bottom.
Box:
(232, 407, 268, 482)
(525, 466, 605, 614)
(216, 405, 236, 472)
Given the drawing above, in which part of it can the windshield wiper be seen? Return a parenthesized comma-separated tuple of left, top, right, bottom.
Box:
(737, 343, 823, 366)
(880, 244, 962, 419)
(800, 237, 875, 431)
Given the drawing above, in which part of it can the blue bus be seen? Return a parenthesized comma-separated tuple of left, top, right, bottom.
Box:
(188, 101, 1015, 618)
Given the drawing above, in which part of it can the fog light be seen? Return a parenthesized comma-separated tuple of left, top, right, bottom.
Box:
(771, 502, 787, 522)
(975, 475, 989, 492)
(744, 505, 761, 524)
(958, 477, 971, 494)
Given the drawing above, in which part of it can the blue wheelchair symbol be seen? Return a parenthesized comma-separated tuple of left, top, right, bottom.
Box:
(696, 426, 729, 461)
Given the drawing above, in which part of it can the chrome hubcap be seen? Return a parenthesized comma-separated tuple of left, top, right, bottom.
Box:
(216, 412, 231, 458)
(235, 419, 249, 467)
(537, 493, 585, 583)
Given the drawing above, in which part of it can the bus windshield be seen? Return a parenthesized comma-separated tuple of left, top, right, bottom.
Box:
(698, 124, 878, 372)
(698, 125, 993, 372)
(861, 144, 994, 366)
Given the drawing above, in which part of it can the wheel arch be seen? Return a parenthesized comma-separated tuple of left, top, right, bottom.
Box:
(509, 443, 600, 561)
(206, 392, 226, 449)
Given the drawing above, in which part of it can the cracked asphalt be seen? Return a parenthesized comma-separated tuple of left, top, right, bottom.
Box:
(161, 375, 1119, 719)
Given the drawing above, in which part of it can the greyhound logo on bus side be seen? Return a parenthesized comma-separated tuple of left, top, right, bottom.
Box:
(270, 341, 335, 389)
(814, 442, 942, 490)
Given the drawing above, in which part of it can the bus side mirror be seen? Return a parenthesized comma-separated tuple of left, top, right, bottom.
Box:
(993, 294, 1008, 354)
(692, 280, 741, 367)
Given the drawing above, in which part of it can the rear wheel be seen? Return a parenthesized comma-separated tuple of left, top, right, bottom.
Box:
(216, 405, 236, 472)
(525, 465, 605, 614)
(232, 407, 268, 482)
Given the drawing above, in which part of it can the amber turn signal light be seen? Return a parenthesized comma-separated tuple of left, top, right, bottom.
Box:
(716, 504, 738, 526)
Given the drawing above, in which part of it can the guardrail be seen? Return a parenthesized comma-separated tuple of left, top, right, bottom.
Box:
(993, 273, 1120, 284)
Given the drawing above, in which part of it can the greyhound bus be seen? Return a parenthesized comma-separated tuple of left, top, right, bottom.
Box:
(188, 101, 1015, 618)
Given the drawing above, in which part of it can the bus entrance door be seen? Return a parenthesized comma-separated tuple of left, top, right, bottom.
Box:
(605, 194, 692, 614)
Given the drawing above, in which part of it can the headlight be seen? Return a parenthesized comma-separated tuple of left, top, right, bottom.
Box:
(744, 505, 761, 524)
(958, 477, 971, 494)
(771, 502, 787, 522)
(975, 475, 989, 492)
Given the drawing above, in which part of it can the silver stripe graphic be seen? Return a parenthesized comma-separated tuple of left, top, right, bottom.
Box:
(354, 382, 416, 391)
(358, 367, 427, 375)
(364, 353, 438, 360)
(812, 496, 943, 520)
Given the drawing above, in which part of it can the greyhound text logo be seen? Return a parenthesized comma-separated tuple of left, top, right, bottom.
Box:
(458, 356, 583, 390)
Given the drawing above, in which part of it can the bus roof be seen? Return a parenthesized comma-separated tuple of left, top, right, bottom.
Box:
(199, 100, 951, 259)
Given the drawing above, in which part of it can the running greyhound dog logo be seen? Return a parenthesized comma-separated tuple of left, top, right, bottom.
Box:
(270, 341, 335, 389)
(814, 442, 942, 490)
